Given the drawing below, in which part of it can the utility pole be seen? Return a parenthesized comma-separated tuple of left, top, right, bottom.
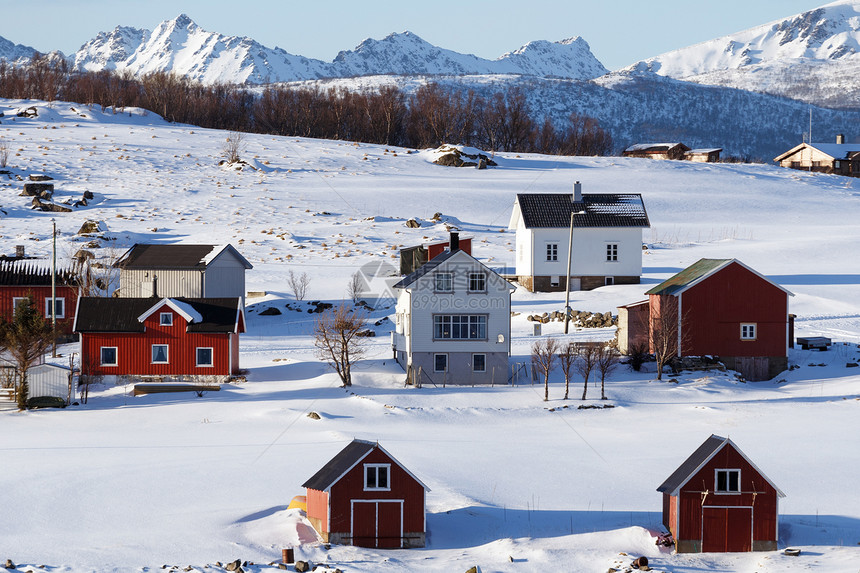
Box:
(563, 208, 587, 335)
(51, 218, 57, 357)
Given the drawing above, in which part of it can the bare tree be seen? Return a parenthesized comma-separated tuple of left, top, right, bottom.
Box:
(313, 303, 369, 387)
(222, 131, 245, 164)
(595, 342, 619, 400)
(650, 295, 684, 381)
(287, 270, 311, 301)
(558, 342, 577, 400)
(574, 342, 599, 400)
(0, 296, 53, 409)
(346, 271, 363, 304)
(531, 338, 559, 402)
(0, 137, 9, 168)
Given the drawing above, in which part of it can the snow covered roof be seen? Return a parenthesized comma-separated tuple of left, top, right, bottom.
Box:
(624, 143, 689, 153)
(114, 243, 252, 270)
(74, 297, 243, 333)
(137, 298, 204, 324)
(774, 142, 860, 162)
(512, 193, 650, 229)
(645, 258, 793, 297)
(685, 148, 723, 154)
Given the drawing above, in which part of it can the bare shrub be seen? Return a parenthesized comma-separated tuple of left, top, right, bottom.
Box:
(223, 131, 245, 163)
(0, 138, 8, 168)
(347, 271, 363, 303)
(558, 343, 577, 400)
(595, 342, 619, 400)
(531, 338, 559, 402)
(287, 270, 311, 301)
(574, 342, 599, 400)
(313, 303, 369, 387)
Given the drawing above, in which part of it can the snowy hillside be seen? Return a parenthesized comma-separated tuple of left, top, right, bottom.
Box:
(2, 98, 860, 571)
(66, 15, 607, 84)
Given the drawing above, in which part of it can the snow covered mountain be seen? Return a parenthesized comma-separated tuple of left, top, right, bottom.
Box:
(628, 0, 860, 108)
(0, 35, 40, 65)
(64, 15, 606, 84)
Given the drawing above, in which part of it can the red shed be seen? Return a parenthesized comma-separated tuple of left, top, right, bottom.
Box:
(658, 434, 784, 553)
(645, 259, 792, 381)
(1, 260, 79, 338)
(302, 439, 429, 548)
(74, 297, 244, 378)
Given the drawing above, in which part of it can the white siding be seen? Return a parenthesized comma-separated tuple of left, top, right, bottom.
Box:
(28, 364, 75, 402)
(203, 256, 247, 300)
(118, 269, 203, 298)
(530, 227, 643, 278)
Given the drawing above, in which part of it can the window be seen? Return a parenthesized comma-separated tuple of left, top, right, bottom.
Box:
(468, 272, 486, 292)
(740, 323, 757, 340)
(835, 160, 842, 169)
(12, 297, 29, 312)
(196, 347, 213, 367)
(472, 354, 486, 372)
(434, 353, 448, 372)
(151, 344, 169, 364)
(812, 161, 821, 168)
(100, 346, 118, 366)
(435, 272, 453, 292)
(605, 276, 615, 286)
(45, 297, 65, 319)
(160, 312, 173, 326)
(606, 243, 618, 262)
(715, 469, 740, 493)
(790, 161, 800, 169)
(364, 464, 390, 491)
(434, 315, 487, 340)
(546, 243, 558, 261)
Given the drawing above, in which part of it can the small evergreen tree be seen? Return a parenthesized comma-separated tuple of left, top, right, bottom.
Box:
(0, 296, 53, 409)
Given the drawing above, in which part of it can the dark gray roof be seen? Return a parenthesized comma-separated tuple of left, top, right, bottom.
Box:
(114, 244, 252, 270)
(74, 297, 241, 333)
(657, 435, 726, 493)
(393, 249, 457, 289)
(302, 439, 376, 491)
(516, 193, 650, 229)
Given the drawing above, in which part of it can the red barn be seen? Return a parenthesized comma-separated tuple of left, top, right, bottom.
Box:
(302, 439, 429, 548)
(0, 260, 79, 338)
(658, 434, 784, 553)
(74, 297, 244, 378)
(645, 258, 792, 381)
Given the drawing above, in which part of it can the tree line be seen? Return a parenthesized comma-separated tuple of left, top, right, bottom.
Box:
(0, 56, 613, 155)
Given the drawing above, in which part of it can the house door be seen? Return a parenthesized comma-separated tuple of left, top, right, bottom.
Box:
(702, 506, 752, 552)
(734, 357, 769, 381)
(351, 500, 403, 548)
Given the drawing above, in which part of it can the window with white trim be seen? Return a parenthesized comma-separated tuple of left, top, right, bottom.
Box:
(546, 243, 558, 261)
(434, 315, 487, 340)
(100, 346, 118, 366)
(472, 354, 486, 372)
(435, 272, 453, 292)
(160, 312, 173, 326)
(364, 463, 391, 491)
(715, 469, 740, 493)
(196, 347, 213, 367)
(12, 297, 29, 312)
(151, 344, 169, 364)
(434, 353, 448, 372)
(468, 272, 486, 292)
(606, 243, 618, 262)
(45, 297, 65, 319)
(740, 323, 757, 340)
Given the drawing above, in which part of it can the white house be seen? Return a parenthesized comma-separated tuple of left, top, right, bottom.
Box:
(392, 234, 514, 386)
(508, 182, 650, 292)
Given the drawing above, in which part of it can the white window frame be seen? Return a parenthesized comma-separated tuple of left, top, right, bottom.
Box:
(12, 297, 29, 312)
(546, 243, 558, 262)
(196, 347, 214, 367)
(433, 315, 488, 340)
(714, 468, 741, 494)
(468, 272, 486, 293)
(151, 344, 169, 364)
(160, 312, 173, 326)
(435, 272, 453, 293)
(45, 297, 65, 319)
(740, 323, 757, 341)
(434, 353, 448, 372)
(606, 243, 618, 262)
(364, 463, 391, 492)
(100, 346, 118, 367)
(472, 353, 486, 372)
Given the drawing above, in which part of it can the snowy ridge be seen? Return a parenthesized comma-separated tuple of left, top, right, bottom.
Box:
(0, 35, 40, 65)
(74, 25, 151, 72)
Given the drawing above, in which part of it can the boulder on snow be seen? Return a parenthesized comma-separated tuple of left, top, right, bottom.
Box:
(432, 145, 497, 168)
(28, 173, 53, 182)
(21, 182, 54, 197)
(405, 218, 422, 228)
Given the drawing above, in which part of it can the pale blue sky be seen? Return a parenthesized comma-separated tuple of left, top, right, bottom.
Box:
(2, 0, 828, 70)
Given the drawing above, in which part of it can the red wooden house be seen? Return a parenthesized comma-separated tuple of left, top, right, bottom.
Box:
(74, 297, 244, 378)
(658, 434, 784, 553)
(644, 258, 792, 381)
(302, 439, 429, 548)
(0, 260, 79, 338)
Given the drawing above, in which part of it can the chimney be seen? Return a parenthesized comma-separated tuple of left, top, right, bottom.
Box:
(573, 181, 582, 202)
(449, 232, 460, 253)
(837, 134, 845, 144)
(15, 245, 25, 258)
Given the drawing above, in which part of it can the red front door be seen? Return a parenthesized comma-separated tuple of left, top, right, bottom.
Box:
(702, 506, 752, 552)
(351, 500, 403, 548)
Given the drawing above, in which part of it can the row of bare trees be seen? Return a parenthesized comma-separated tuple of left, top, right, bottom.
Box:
(531, 339, 618, 402)
(0, 57, 613, 155)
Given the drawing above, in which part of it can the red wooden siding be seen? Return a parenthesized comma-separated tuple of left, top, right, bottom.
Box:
(306, 488, 329, 534)
(647, 294, 679, 355)
(427, 238, 472, 260)
(0, 285, 78, 335)
(80, 303, 234, 376)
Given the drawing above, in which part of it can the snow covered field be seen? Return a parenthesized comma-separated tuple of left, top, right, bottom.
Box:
(1, 100, 859, 572)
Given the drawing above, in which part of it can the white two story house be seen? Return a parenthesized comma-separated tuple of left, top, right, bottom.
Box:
(392, 234, 514, 386)
(509, 182, 650, 292)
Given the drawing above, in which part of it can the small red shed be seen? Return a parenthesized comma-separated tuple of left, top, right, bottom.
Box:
(657, 434, 784, 553)
(302, 439, 429, 548)
(645, 258, 792, 381)
(74, 297, 244, 378)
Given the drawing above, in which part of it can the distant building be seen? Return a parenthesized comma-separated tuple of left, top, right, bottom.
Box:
(774, 134, 860, 177)
(508, 182, 650, 292)
(684, 148, 722, 163)
(114, 244, 252, 302)
(623, 143, 691, 160)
